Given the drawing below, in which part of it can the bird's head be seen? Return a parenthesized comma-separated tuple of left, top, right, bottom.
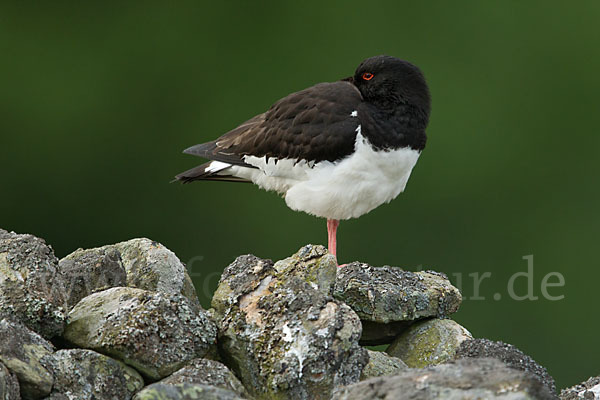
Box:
(348, 55, 431, 122)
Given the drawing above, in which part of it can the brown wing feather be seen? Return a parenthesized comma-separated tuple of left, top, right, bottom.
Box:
(176, 81, 363, 183)
(217, 81, 363, 162)
(185, 81, 363, 164)
(182, 114, 266, 167)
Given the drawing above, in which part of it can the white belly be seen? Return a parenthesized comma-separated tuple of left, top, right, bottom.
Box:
(226, 130, 421, 220)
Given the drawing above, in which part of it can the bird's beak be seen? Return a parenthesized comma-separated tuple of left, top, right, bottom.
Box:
(341, 76, 354, 84)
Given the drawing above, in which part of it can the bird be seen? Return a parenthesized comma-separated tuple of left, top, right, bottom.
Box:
(175, 55, 430, 265)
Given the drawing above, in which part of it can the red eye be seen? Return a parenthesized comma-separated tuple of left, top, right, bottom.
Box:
(362, 72, 374, 81)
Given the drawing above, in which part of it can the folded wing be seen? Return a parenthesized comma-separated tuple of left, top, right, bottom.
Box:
(175, 81, 363, 183)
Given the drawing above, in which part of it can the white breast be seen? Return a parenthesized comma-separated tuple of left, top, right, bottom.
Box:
(224, 126, 421, 220)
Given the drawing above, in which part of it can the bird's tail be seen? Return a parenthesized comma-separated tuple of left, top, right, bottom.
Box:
(173, 161, 249, 184)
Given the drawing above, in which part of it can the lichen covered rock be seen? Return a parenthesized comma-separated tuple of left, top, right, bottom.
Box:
(333, 263, 461, 345)
(386, 318, 472, 368)
(59, 238, 199, 311)
(212, 245, 368, 400)
(333, 357, 556, 400)
(115, 238, 200, 309)
(42, 349, 144, 400)
(133, 383, 246, 400)
(360, 350, 407, 381)
(0, 229, 67, 339)
(59, 246, 127, 309)
(64, 287, 217, 380)
(0, 319, 55, 399)
(560, 376, 600, 400)
(158, 358, 247, 398)
(456, 338, 556, 394)
(0, 361, 20, 400)
(0, 230, 572, 400)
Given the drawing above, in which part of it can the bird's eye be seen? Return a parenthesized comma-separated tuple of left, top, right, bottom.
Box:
(362, 72, 374, 81)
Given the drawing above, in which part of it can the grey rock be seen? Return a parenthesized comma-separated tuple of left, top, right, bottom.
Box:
(64, 287, 217, 380)
(58, 247, 127, 309)
(333, 357, 556, 400)
(159, 358, 247, 397)
(360, 350, 407, 380)
(115, 238, 200, 310)
(0, 361, 20, 400)
(40, 395, 68, 400)
(560, 376, 600, 400)
(212, 245, 368, 400)
(42, 394, 68, 400)
(59, 238, 200, 311)
(133, 383, 246, 400)
(0, 229, 67, 339)
(387, 318, 472, 368)
(0, 318, 54, 400)
(333, 263, 462, 345)
(42, 349, 144, 400)
(456, 338, 556, 394)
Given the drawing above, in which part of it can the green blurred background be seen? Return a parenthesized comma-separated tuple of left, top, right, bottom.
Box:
(1, 1, 598, 390)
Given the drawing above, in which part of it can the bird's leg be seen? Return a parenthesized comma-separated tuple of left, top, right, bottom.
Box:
(327, 219, 341, 266)
(327, 219, 339, 256)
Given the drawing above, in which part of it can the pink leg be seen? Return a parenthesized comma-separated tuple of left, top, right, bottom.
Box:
(327, 219, 341, 266)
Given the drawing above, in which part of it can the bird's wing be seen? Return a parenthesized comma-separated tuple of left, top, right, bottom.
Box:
(181, 113, 267, 167)
(176, 81, 363, 183)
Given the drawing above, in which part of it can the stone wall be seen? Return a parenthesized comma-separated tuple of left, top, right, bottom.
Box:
(0, 228, 593, 399)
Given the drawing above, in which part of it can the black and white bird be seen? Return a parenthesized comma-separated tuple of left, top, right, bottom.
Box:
(176, 55, 430, 265)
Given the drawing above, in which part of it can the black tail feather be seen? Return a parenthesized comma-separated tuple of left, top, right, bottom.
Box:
(174, 162, 249, 184)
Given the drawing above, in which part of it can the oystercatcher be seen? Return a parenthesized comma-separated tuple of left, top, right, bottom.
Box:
(176, 55, 430, 264)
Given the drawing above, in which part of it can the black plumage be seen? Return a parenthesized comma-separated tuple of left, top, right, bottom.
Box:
(176, 55, 430, 184)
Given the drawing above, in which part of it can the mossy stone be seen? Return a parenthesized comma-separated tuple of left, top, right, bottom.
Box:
(386, 318, 472, 368)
